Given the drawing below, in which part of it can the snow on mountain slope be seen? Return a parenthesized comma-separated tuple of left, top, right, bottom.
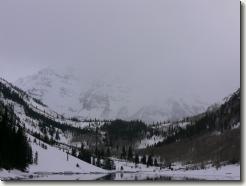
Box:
(0, 77, 105, 146)
(77, 80, 132, 120)
(28, 135, 106, 174)
(16, 68, 82, 116)
(0, 78, 109, 180)
(138, 135, 164, 149)
(132, 99, 205, 122)
(0, 135, 107, 180)
(15, 67, 208, 122)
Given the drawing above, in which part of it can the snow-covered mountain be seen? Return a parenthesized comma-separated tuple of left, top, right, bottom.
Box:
(15, 67, 208, 123)
(0, 76, 240, 180)
(0, 77, 109, 179)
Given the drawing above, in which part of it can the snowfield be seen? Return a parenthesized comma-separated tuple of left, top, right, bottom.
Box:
(111, 159, 240, 181)
(0, 135, 108, 181)
(28, 136, 107, 174)
(0, 153, 240, 181)
(160, 164, 240, 181)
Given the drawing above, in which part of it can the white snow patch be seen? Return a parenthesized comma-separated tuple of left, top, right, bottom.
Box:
(232, 122, 240, 129)
(138, 135, 164, 149)
(28, 135, 107, 174)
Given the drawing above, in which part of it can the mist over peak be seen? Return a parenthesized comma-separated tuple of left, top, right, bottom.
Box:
(14, 66, 211, 122)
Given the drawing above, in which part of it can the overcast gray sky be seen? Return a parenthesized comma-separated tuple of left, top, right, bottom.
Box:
(0, 0, 240, 104)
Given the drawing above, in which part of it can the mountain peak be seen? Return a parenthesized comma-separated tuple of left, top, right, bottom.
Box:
(14, 67, 208, 122)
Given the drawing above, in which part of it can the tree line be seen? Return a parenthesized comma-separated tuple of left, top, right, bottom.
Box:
(0, 102, 32, 170)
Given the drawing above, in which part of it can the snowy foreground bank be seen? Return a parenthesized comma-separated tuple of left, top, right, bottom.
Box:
(111, 159, 240, 181)
(0, 163, 240, 181)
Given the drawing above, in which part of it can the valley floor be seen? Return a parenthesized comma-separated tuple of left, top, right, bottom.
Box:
(0, 163, 240, 181)
(111, 159, 240, 181)
(0, 132, 240, 181)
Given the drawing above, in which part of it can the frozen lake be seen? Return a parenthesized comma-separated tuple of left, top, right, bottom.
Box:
(17, 172, 201, 181)
(97, 172, 202, 181)
(1, 164, 240, 181)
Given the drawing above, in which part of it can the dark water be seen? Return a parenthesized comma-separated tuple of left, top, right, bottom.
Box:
(4, 172, 202, 181)
(96, 172, 201, 181)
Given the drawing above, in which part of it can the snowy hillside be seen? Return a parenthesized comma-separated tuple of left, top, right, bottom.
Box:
(0, 77, 107, 148)
(28, 135, 106, 174)
(15, 67, 207, 122)
(0, 135, 107, 181)
(0, 78, 110, 180)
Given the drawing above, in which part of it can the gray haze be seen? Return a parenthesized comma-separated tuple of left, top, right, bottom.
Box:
(0, 0, 240, 104)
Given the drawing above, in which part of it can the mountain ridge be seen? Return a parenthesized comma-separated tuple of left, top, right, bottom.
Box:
(15, 67, 208, 122)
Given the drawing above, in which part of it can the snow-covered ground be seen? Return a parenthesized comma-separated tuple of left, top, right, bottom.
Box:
(0, 135, 107, 181)
(0, 126, 240, 181)
(158, 164, 240, 181)
(28, 136, 106, 174)
(111, 159, 240, 181)
(0, 169, 108, 181)
(111, 164, 240, 181)
(30, 173, 109, 181)
(0, 155, 240, 181)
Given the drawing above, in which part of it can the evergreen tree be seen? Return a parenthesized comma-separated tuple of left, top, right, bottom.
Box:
(106, 147, 111, 157)
(103, 158, 114, 170)
(154, 158, 158, 166)
(135, 154, 139, 164)
(147, 155, 153, 167)
(100, 149, 105, 158)
(121, 146, 126, 159)
(55, 130, 60, 140)
(72, 148, 77, 157)
(141, 155, 146, 164)
(34, 151, 38, 165)
(127, 146, 133, 161)
(78, 143, 91, 164)
(0, 105, 32, 170)
(96, 158, 101, 167)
